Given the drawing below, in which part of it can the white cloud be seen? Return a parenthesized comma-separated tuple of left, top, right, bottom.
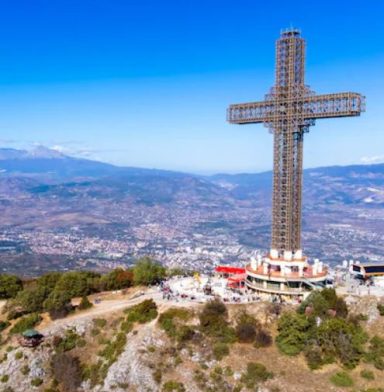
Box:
(360, 155, 384, 164)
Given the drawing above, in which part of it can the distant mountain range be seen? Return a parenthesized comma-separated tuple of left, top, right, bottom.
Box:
(1, 147, 383, 206)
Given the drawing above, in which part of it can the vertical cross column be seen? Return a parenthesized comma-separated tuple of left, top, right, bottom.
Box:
(271, 30, 306, 259)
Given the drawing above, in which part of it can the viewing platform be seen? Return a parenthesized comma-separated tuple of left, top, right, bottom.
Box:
(244, 254, 329, 298)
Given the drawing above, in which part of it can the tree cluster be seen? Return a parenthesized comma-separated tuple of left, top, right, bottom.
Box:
(3, 257, 165, 321)
(276, 288, 368, 369)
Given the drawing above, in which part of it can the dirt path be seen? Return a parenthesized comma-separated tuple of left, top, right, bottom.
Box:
(40, 289, 201, 334)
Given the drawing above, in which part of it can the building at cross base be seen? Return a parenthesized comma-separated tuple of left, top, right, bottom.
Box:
(244, 252, 328, 299)
(227, 28, 365, 300)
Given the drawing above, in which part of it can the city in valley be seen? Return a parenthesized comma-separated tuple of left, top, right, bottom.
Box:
(0, 148, 382, 276)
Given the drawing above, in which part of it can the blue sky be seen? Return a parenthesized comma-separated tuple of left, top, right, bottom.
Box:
(0, 0, 383, 173)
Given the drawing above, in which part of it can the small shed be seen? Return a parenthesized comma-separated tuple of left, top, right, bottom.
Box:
(18, 329, 44, 348)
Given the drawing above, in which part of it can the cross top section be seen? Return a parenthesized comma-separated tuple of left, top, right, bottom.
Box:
(227, 29, 365, 260)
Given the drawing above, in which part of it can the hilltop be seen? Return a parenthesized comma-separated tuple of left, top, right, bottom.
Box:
(1, 267, 384, 391)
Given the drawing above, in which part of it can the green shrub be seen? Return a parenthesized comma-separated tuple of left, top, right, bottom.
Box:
(53, 271, 100, 298)
(158, 308, 193, 341)
(14, 287, 46, 314)
(153, 368, 162, 384)
(366, 335, 384, 370)
(224, 366, 233, 377)
(316, 317, 367, 369)
(91, 328, 100, 337)
(377, 304, 384, 316)
(14, 351, 23, 360)
(31, 377, 44, 387)
(276, 312, 312, 356)
(298, 289, 348, 319)
(55, 329, 82, 352)
(78, 295, 93, 310)
(213, 342, 229, 361)
(20, 365, 30, 375)
(304, 345, 323, 370)
(120, 321, 133, 333)
(0, 374, 9, 383)
(43, 289, 73, 319)
(10, 313, 42, 334)
(360, 369, 374, 380)
(133, 257, 166, 286)
(162, 380, 186, 392)
(199, 300, 236, 343)
(254, 329, 272, 348)
(0, 275, 23, 299)
(99, 268, 134, 291)
(235, 312, 257, 343)
(99, 332, 127, 364)
(240, 362, 273, 389)
(125, 299, 158, 324)
(0, 321, 10, 332)
(329, 372, 353, 387)
(93, 318, 107, 328)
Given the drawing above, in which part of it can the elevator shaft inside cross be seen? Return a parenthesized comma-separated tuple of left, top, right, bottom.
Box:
(227, 29, 365, 260)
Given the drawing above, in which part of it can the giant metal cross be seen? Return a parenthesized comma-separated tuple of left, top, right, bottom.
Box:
(227, 28, 365, 261)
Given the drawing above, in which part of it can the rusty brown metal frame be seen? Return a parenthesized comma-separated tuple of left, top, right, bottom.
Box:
(227, 28, 365, 258)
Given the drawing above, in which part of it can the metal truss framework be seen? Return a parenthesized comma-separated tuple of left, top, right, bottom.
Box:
(227, 29, 365, 257)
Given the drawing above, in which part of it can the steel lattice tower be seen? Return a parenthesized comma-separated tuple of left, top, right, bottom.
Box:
(227, 29, 365, 260)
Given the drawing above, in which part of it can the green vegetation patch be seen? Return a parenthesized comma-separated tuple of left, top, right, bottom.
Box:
(158, 308, 193, 341)
(240, 362, 273, 389)
(78, 295, 93, 310)
(276, 289, 368, 369)
(0, 274, 23, 299)
(54, 329, 83, 353)
(199, 299, 236, 343)
(162, 380, 186, 392)
(365, 335, 384, 370)
(360, 369, 375, 380)
(329, 371, 353, 387)
(10, 313, 41, 334)
(125, 299, 158, 324)
(133, 257, 166, 286)
(0, 321, 10, 333)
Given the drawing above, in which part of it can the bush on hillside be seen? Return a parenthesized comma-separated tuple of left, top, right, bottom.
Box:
(44, 289, 73, 319)
(365, 335, 384, 370)
(125, 299, 158, 324)
(99, 268, 134, 291)
(78, 296, 93, 310)
(0, 321, 10, 333)
(240, 362, 273, 389)
(276, 312, 313, 356)
(212, 342, 230, 361)
(10, 313, 42, 334)
(36, 272, 63, 296)
(298, 289, 348, 319)
(53, 271, 100, 298)
(329, 371, 353, 387)
(133, 257, 166, 286)
(0, 274, 23, 299)
(316, 317, 367, 369)
(54, 329, 83, 353)
(162, 381, 186, 392)
(14, 286, 46, 314)
(158, 308, 192, 340)
(199, 299, 236, 343)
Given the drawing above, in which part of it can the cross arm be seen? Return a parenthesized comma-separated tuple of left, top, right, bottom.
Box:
(302, 92, 365, 120)
(227, 100, 276, 124)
